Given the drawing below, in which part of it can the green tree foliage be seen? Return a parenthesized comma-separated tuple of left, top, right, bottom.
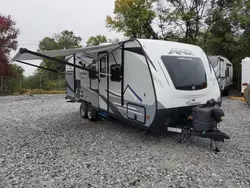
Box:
(86, 35, 107, 46)
(21, 30, 82, 92)
(1, 64, 24, 94)
(0, 49, 11, 76)
(156, 0, 250, 59)
(39, 30, 82, 51)
(107, 0, 250, 89)
(8, 64, 24, 93)
(108, 38, 120, 43)
(157, 0, 214, 43)
(200, 0, 250, 86)
(37, 30, 82, 80)
(11, 64, 24, 76)
(22, 74, 43, 90)
(106, 0, 158, 38)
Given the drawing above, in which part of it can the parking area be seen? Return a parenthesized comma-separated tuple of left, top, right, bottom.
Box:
(0, 95, 249, 188)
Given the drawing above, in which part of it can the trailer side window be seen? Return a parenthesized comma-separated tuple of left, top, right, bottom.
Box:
(110, 64, 122, 82)
(100, 57, 107, 77)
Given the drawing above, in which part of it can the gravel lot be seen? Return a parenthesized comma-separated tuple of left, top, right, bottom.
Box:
(0, 94, 249, 188)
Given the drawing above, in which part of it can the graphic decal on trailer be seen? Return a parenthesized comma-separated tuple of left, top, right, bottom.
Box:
(124, 85, 142, 102)
(168, 48, 194, 56)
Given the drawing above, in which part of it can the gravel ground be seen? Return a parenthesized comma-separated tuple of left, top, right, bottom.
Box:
(0, 94, 249, 188)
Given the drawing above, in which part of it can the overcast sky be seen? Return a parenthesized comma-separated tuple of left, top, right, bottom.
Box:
(0, 0, 123, 76)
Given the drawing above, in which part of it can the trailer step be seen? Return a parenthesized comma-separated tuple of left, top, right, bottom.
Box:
(98, 111, 108, 118)
(67, 100, 75, 103)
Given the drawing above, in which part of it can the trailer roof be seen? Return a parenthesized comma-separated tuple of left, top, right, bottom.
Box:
(12, 43, 121, 61)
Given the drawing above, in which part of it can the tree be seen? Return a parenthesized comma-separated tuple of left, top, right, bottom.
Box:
(86, 35, 107, 46)
(9, 64, 24, 93)
(0, 49, 11, 76)
(11, 64, 24, 77)
(108, 38, 120, 43)
(156, 0, 215, 43)
(0, 64, 24, 94)
(105, 0, 250, 90)
(0, 14, 19, 76)
(0, 15, 19, 55)
(39, 30, 82, 51)
(106, 0, 158, 38)
(38, 30, 82, 80)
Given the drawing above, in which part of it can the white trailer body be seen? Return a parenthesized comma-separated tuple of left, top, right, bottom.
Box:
(208, 56, 233, 94)
(63, 39, 222, 132)
(241, 57, 250, 93)
(12, 39, 230, 145)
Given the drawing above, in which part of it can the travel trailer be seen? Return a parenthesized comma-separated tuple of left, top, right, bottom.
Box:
(12, 39, 230, 150)
(241, 57, 250, 94)
(208, 56, 233, 95)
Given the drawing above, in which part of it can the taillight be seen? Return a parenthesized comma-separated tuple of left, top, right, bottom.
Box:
(242, 83, 248, 86)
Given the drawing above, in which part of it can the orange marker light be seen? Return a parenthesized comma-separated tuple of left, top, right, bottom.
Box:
(146, 115, 150, 119)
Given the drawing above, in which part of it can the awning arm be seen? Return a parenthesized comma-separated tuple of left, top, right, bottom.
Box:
(18, 48, 85, 70)
(16, 60, 59, 73)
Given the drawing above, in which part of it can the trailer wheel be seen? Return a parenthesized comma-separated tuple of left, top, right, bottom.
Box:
(87, 105, 97, 121)
(243, 86, 248, 100)
(244, 85, 250, 106)
(80, 102, 88, 119)
(224, 90, 230, 96)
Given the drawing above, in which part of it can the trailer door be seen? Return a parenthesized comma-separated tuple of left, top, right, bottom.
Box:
(98, 52, 109, 111)
(66, 70, 75, 99)
(225, 64, 230, 86)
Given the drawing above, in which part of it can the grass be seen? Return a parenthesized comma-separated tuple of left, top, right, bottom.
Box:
(228, 96, 246, 102)
(20, 89, 66, 95)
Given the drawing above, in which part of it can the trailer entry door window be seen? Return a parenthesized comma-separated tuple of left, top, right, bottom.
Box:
(100, 57, 107, 77)
(161, 56, 207, 91)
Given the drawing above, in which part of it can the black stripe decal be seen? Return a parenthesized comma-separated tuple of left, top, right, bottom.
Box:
(124, 85, 142, 102)
(124, 47, 144, 55)
(135, 39, 158, 125)
(66, 81, 74, 92)
(144, 53, 157, 72)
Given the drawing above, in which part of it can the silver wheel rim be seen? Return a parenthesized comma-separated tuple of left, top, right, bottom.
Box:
(80, 106, 85, 117)
(88, 108, 92, 119)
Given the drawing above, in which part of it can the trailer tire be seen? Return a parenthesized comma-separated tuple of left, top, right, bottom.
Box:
(223, 89, 230, 96)
(80, 102, 88, 119)
(244, 85, 250, 106)
(243, 86, 248, 100)
(87, 105, 97, 121)
(225, 89, 229, 96)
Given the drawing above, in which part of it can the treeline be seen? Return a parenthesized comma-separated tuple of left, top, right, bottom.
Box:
(106, 0, 250, 88)
(1, 0, 250, 94)
(15, 33, 118, 92)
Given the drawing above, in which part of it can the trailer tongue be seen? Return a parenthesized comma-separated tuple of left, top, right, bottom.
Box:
(167, 99, 230, 152)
